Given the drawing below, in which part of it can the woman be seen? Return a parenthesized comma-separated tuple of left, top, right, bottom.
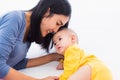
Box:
(0, 0, 71, 80)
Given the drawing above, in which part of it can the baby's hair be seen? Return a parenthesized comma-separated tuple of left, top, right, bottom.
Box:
(58, 28, 79, 44)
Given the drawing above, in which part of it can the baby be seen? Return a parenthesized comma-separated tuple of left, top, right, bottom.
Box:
(53, 28, 113, 80)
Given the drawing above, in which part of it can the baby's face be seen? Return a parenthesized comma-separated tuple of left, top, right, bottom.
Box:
(53, 30, 73, 55)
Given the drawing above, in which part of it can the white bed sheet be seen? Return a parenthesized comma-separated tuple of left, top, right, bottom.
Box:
(19, 61, 62, 79)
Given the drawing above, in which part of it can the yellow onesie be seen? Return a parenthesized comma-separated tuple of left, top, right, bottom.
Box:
(59, 45, 113, 80)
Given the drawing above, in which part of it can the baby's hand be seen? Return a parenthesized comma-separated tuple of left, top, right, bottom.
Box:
(56, 62, 63, 70)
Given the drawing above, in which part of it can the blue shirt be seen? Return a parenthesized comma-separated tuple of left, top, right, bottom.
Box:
(0, 11, 31, 78)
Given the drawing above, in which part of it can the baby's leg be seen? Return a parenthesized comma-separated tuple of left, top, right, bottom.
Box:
(68, 65, 91, 80)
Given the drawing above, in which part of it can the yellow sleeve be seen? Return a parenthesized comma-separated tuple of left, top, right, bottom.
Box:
(59, 45, 82, 80)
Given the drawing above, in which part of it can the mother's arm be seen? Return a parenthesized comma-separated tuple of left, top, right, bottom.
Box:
(26, 53, 63, 68)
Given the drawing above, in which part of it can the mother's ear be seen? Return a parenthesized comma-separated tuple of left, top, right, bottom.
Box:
(44, 8, 51, 17)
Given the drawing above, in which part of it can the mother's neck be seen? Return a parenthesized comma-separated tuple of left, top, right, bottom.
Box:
(23, 11, 32, 42)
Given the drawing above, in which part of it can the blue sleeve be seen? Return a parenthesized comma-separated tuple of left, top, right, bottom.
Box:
(0, 12, 22, 78)
(13, 58, 28, 70)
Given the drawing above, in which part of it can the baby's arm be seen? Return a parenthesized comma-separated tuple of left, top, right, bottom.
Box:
(59, 49, 81, 80)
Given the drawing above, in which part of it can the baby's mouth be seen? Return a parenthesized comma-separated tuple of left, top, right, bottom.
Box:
(57, 46, 61, 50)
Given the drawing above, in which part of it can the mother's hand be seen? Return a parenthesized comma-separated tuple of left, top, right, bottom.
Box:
(49, 53, 64, 61)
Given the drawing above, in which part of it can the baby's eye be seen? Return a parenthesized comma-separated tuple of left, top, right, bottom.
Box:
(59, 38, 62, 41)
(54, 42, 56, 45)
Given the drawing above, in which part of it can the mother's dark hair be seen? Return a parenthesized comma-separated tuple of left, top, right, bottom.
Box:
(27, 0, 71, 52)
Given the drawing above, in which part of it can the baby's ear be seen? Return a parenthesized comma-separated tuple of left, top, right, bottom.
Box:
(71, 34, 76, 43)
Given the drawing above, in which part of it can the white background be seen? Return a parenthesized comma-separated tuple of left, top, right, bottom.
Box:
(0, 0, 120, 80)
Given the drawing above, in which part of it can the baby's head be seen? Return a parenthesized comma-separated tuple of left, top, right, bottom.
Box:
(53, 28, 78, 55)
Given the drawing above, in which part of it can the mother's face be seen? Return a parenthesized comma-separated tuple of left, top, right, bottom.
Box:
(40, 14, 69, 37)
